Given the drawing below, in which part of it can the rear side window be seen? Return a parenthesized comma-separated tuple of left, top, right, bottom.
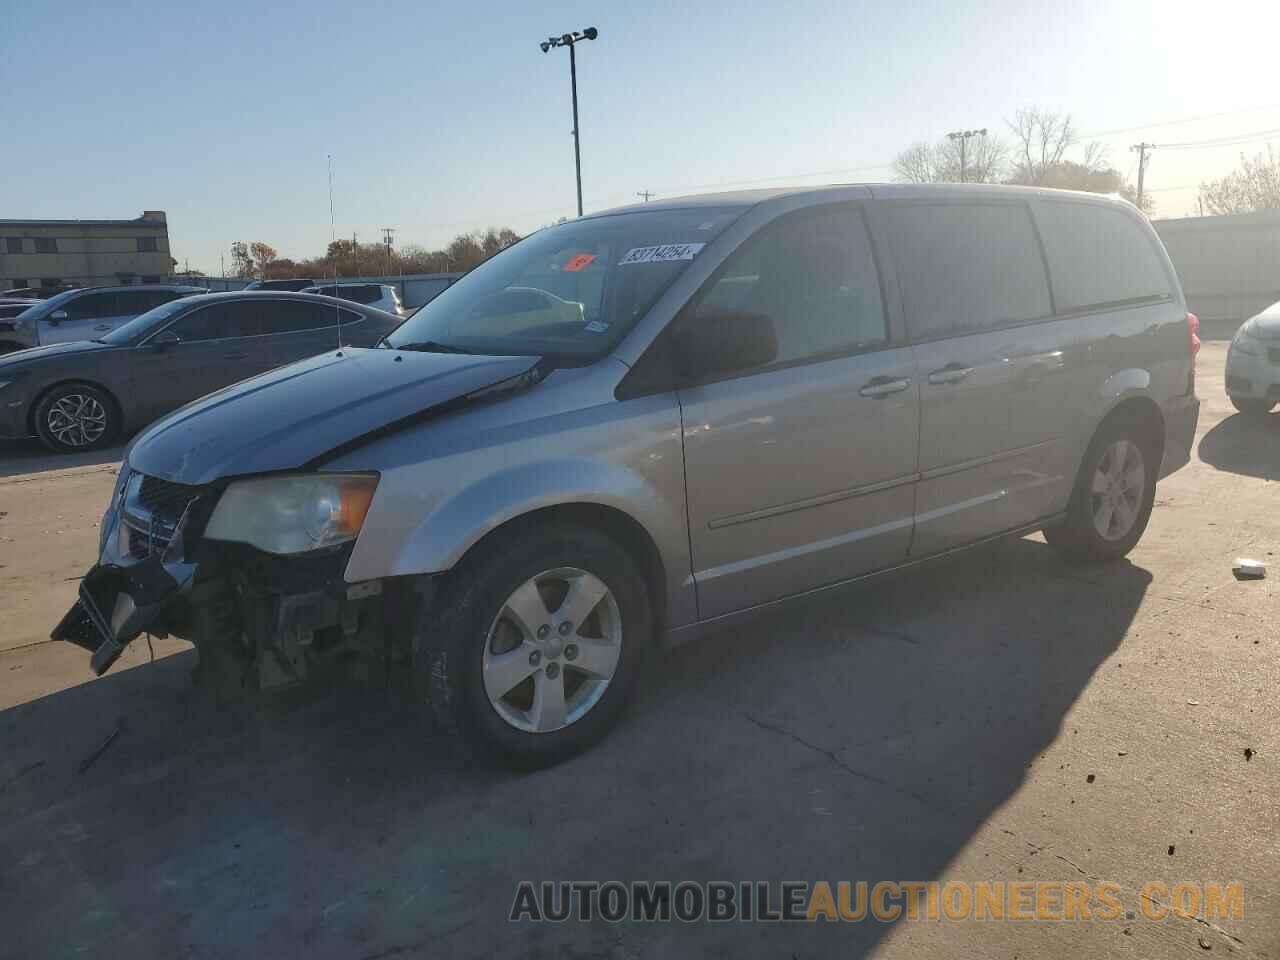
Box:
(1035, 202, 1171, 311)
(66, 292, 118, 320)
(694, 204, 887, 365)
(886, 203, 1051, 340)
(115, 291, 163, 315)
(261, 300, 349, 333)
(351, 285, 381, 304)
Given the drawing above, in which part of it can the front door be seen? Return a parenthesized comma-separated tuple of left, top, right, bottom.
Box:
(41, 291, 121, 344)
(880, 200, 1058, 557)
(679, 203, 919, 619)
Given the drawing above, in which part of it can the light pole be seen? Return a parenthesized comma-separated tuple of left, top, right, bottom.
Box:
(540, 26, 598, 217)
(381, 227, 395, 277)
(947, 128, 987, 183)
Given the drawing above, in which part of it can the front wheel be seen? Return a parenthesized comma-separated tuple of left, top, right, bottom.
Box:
(1230, 396, 1275, 418)
(33, 382, 119, 453)
(1044, 420, 1158, 563)
(419, 522, 652, 768)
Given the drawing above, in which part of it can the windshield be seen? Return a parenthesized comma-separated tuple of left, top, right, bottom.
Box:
(385, 207, 742, 359)
(98, 297, 193, 345)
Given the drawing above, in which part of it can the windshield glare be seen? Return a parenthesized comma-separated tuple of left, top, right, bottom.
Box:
(99, 298, 192, 345)
(386, 208, 741, 359)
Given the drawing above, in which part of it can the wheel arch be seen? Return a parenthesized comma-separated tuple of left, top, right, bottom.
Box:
(436, 501, 670, 634)
(1093, 394, 1165, 466)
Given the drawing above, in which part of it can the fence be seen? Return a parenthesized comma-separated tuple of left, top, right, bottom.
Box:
(1153, 210, 1280, 327)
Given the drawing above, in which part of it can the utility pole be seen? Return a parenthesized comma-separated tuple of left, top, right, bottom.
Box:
(635, 190, 654, 202)
(540, 27, 599, 217)
(1130, 142, 1154, 211)
(947, 129, 987, 183)
(381, 227, 395, 277)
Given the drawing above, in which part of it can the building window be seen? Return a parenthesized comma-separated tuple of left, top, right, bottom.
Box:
(137, 237, 158, 253)
(4, 238, 22, 254)
(34, 238, 57, 254)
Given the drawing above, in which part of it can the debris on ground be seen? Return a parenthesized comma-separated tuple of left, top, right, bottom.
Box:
(1232, 558, 1266, 580)
(1244, 747, 1254, 761)
(1168, 845, 1176, 856)
(1187, 699, 1200, 706)
(1086, 774, 1096, 783)
(1199, 936, 1213, 949)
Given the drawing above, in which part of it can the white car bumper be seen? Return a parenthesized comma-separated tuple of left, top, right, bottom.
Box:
(1225, 340, 1280, 400)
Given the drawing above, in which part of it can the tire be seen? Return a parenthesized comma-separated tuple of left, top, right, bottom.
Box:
(33, 382, 119, 453)
(1044, 416, 1159, 563)
(418, 522, 652, 768)
(1230, 396, 1275, 418)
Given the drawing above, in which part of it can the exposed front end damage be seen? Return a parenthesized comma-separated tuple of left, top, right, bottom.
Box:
(51, 467, 413, 695)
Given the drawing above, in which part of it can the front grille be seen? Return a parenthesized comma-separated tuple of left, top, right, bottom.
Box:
(120, 473, 206, 559)
(136, 475, 204, 525)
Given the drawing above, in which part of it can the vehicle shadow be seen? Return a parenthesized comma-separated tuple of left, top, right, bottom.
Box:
(0, 536, 1147, 959)
(0, 438, 125, 478)
(1197, 411, 1280, 481)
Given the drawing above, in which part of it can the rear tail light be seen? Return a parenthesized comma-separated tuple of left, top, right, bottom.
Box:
(1187, 312, 1200, 360)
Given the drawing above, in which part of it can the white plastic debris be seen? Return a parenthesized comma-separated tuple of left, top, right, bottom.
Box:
(1233, 558, 1267, 580)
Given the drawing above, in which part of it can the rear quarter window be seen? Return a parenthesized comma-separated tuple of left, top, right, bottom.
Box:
(1034, 202, 1171, 311)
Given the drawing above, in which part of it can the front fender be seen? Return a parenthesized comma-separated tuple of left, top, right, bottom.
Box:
(395, 458, 679, 574)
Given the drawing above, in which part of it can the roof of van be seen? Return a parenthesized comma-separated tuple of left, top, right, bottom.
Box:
(590, 182, 1137, 219)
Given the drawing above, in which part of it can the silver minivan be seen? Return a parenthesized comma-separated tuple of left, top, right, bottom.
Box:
(55, 184, 1199, 766)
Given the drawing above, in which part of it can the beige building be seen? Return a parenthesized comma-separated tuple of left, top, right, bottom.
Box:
(0, 211, 172, 290)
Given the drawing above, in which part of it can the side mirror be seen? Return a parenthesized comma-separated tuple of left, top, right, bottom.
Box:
(672, 311, 778, 383)
(48, 309, 68, 324)
(151, 330, 181, 351)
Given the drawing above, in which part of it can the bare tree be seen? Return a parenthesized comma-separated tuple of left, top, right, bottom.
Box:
(1197, 147, 1280, 216)
(892, 135, 1008, 184)
(1007, 108, 1076, 185)
(229, 241, 253, 278)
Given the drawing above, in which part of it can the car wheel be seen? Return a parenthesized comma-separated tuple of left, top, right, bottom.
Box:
(33, 382, 119, 453)
(1230, 396, 1275, 418)
(419, 522, 652, 768)
(1044, 418, 1158, 563)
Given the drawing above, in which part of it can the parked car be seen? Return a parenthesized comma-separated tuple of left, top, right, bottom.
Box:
(1225, 299, 1280, 416)
(241, 278, 320, 292)
(0, 284, 206, 353)
(302, 282, 406, 316)
(3, 285, 72, 299)
(54, 184, 1198, 767)
(0, 291, 399, 453)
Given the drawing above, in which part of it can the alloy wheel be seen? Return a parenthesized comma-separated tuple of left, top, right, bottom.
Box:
(481, 567, 622, 734)
(46, 393, 108, 448)
(1090, 439, 1145, 541)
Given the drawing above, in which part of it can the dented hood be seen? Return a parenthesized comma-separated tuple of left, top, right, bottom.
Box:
(128, 347, 540, 485)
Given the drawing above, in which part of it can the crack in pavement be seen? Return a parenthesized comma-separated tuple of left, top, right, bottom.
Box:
(741, 711, 938, 811)
(1140, 892, 1246, 947)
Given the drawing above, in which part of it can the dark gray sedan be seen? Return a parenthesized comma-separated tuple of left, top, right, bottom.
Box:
(0, 292, 401, 453)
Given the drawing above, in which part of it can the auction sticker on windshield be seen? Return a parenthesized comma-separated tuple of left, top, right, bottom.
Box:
(619, 243, 706, 265)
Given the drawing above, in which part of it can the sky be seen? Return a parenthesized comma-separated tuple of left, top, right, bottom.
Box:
(4, 0, 1280, 275)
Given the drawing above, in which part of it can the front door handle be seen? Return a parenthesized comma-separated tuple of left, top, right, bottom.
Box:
(927, 363, 973, 385)
(859, 376, 912, 398)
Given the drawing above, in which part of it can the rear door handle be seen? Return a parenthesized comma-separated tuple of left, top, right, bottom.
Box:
(859, 376, 912, 398)
(927, 363, 973, 385)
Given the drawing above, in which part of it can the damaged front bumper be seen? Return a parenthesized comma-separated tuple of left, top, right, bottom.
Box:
(52, 468, 402, 689)
(51, 470, 200, 675)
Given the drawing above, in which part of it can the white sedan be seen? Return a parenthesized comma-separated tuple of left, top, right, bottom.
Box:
(1226, 300, 1280, 417)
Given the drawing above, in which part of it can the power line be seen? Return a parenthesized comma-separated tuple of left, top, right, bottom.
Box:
(1080, 103, 1280, 139)
(1155, 127, 1280, 150)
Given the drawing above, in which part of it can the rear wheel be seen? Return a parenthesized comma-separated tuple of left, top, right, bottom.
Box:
(1044, 419, 1158, 563)
(1230, 396, 1275, 418)
(418, 522, 651, 767)
(33, 382, 119, 453)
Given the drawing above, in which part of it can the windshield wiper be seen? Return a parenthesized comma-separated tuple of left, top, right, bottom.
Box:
(389, 340, 477, 355)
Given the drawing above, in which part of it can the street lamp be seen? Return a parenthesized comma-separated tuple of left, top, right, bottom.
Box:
(540, 26, 599, 217)
(946, 128, 987, 183)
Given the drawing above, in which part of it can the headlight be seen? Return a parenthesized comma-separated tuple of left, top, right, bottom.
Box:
(205, 473, 379, 555)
